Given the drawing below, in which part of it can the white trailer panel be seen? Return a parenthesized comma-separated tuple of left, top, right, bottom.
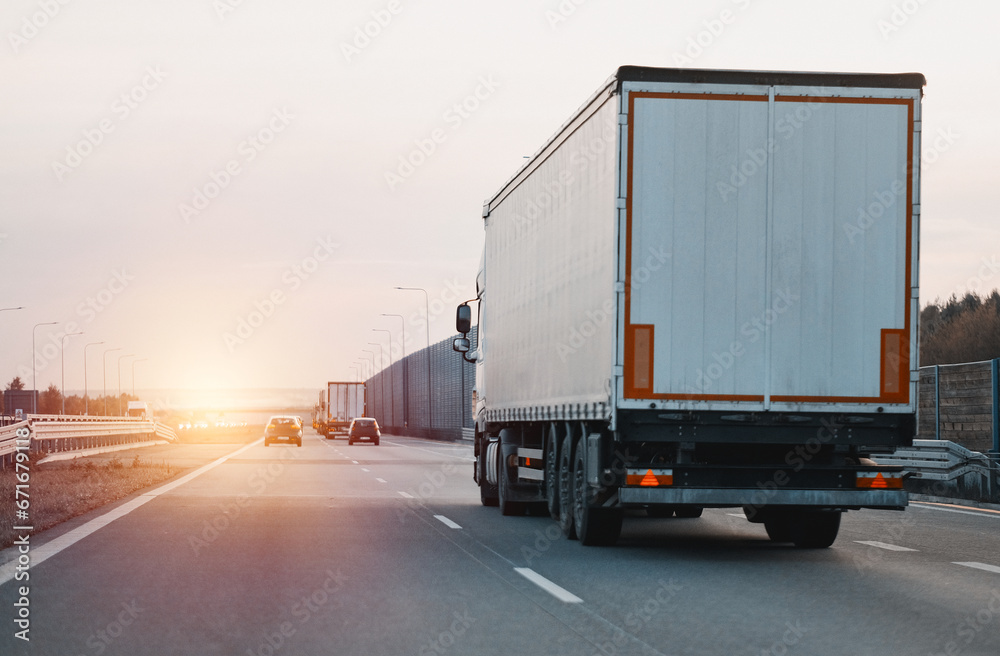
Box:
(621, 81, 920, 414)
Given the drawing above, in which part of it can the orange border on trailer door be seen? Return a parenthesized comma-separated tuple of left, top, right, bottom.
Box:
(622, 91, 916, 405)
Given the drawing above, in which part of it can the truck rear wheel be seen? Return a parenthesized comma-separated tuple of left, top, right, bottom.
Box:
(791, 511, 841, 548)
(478, 439, 499, 507)
(557, 432, 576, 539)
(572, 434, 622, 546)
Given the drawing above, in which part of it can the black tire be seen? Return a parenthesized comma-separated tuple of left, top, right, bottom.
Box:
(572, 434, 622, 546)
(646, 506, 675, 518)
(348, 439, 354, 445)
(791, 511, 841, 548)
(674, 506, 703, 519)
(375, 440, 380, 446)
(499, 449, 526, 517)
(557, 432, 576, 539)
(545, 426, 560, 520)
(764, 515, 794, 542)
(479, 440, 499, 507)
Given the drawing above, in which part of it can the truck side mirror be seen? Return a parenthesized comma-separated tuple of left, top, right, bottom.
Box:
(456, 303, 472, 334)
(453, 337, 471, 354)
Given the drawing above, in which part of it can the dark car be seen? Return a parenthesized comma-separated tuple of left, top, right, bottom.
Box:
(348, 417, 380, 446)
(264, 415, 303, 447)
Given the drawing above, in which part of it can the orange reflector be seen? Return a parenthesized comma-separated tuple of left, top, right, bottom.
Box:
(856, 472, 903, 489)
(626, 468, 673, 487)
(525, 458, 531, 467)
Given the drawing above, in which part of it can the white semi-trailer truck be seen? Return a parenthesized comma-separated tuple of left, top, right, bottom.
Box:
(454, 66, 924, 547)
(324, 381, 366, 438)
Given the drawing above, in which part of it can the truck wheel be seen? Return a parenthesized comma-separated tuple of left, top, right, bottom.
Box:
(647, 506, 675, 518)
(763, 514, 794, 542)
(674, 507, 703, 519)
(479, 444, 499, 507)
(572, 434, 622, 546)
(499, 451, 526, 517)
(791, 511, 841, 548)
(545, 426, 560, 520)
(557, 432, 576, 539)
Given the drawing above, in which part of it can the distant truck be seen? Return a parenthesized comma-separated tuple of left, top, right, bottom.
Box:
(454, 66, 924, 548)
(323, 382, 366, 439)
(126, 401, 150, 420)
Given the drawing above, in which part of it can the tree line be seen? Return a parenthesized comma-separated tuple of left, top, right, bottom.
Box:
(2, 376, 138, 416)
(920, 290, 1000, 366)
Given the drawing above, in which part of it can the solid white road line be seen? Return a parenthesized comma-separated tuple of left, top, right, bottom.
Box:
(434, 515, 462, 529)
(954, 562, 1000, 575)
(398, 492, 414, 499)
(855, 541, 918, 552)
(0, 439, 262, 586)
(514, 568, 584, 604)
(911, 503, 1000, 519)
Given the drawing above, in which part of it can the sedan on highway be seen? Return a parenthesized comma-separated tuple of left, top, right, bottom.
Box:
(264, 415, 303, 447)
(347, 417, 380, 445)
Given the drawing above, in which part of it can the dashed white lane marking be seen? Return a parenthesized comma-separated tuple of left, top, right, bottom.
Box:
(376, 478, 387, 483)
(855, 541, 918, 552)
(434, 515, 462, 529)
(726, 513, 745, 518)
(398, 491, 414, 499)
(361, 468, 370, 472)
(352, 460, 359, 464)
(514, 568, 583, 604)
(954, 562, 1000, 575)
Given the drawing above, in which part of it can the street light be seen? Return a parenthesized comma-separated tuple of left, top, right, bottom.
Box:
(368, 341, 386, 427)
(103, 347, 122, 416)
(117, 354, 135, 416)
(32, 321, 58, 414)
(83, 341, 104, 415)
(350, 365, 360, 382)
(395, 287, 433, 433)
(1, 306, 25, 312)
(373, 329, 394, 427)
(131, 358, 148, 396)
(362, 350, 376, 420)
(61, 331, 83, 415)
(381, 313, 407, 427)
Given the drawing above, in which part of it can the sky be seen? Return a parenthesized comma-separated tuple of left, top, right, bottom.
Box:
(1, 0, 998, 400)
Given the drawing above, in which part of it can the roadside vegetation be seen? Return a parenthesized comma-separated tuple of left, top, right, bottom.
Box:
(920, 290, 1000, 366)
(0, 454, 176, 550)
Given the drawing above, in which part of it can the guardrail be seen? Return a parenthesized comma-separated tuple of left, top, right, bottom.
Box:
(0, 415, 176, 468)
(876, 439, 999, 502)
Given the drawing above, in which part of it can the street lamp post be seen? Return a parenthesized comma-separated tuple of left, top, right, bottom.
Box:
(368, 341, 386, 428)
(362, 350, 376, 421)
(84, 341, 104, 415)
(117, 354, 135, 416)
(103, 348, 122, 416)
(32, 321, 58, 414)
(131, 358, 148, 396)
(61, 331, 83, 415)
(350, 365, 360, 382)
(381, 313, 407, 428)
(373, 329, 394, 427)
(395, 287, 432, 434)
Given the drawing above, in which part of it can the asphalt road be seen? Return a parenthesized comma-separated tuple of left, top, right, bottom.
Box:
(3, 430, 1000, 656)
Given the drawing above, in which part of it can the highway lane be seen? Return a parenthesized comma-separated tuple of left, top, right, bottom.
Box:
(2, 429, 1000, 655)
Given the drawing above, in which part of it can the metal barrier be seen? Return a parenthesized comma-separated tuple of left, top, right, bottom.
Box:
(875, 439, 999, 502)
(0, 415, 175, 468)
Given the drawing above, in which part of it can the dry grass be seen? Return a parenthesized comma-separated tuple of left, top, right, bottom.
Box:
(0, 454, 177, 550)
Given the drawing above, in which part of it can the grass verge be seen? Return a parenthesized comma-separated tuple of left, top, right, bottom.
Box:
(0, 454, 178, 550)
